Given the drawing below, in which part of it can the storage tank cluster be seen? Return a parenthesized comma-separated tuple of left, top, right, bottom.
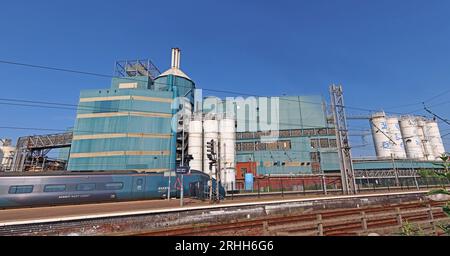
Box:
(188, 113, 236, 191)
(0, 139, 15, 171)
(370, 112, 446, 160)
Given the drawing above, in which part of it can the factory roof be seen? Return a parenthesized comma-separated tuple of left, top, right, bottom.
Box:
(157, 67, 191, 80)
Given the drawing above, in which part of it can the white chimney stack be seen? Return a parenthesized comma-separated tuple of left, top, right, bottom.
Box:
(157, 47, 191, 80)
(171, 48, 181, 69)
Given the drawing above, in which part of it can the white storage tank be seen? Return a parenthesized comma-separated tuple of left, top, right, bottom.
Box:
(224, 168, 236, 191)
(203, 117, 219, 178)
(0, 139, 15, 171)
(188, 118, 203, 171)
(416, 118, 434, 160)
(370, 112, 392, 158)
(399, 116, 424, 159)
(386, 117, 406, 158)
(219, 117, 236, 191)
(425, 120, 446, 160)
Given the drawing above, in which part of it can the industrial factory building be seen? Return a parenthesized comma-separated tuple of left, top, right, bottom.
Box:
(1, 48, 448, 192)
(68, 49, 194, 172)
(194, 95, 340, 175)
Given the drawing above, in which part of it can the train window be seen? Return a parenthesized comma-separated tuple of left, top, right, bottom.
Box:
(104, 182, 124, 190)
(76, 183, 96, 191)
(8, 185, 34, 194)
(44, 184, 67, 192)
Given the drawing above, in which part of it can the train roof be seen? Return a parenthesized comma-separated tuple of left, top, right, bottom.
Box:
(0, 169, 204, 177)
(0, 170, 148, 177)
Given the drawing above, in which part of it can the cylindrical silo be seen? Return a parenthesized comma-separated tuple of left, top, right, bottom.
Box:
(416, 118, 433, 160)
(425, 120, 446, 160)
(219, 117, 236, 191)
(188, 117, 203, 171)
(203, 117, 219, 178)
(399, 116, 424, 159)
(386, 117, 406, 159)
(370, 112, 392, 158)
(0, 139, 15, 171)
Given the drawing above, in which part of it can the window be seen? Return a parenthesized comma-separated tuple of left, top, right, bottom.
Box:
(279, 130, 290, 137)
(329, 139, 337, 148)
(9, 185, 34, 194)
(255, 141, 266, 151)
(317, 128, 328, 135)
(136, 179, 143, 186)
(291, 129, 302, 136)
(44, 184, 66, 193)
(327, 128, 336, 135)
(94, 100, 119, 113)
(240, 168, 247, 177)
(241, 142, 255, 151)
(241, 132, 254, 139)
(303, 129, 314, 136)
(104, 182, 123, 190)
(320, 138, 329, 148)
(76, 183, 96, 191)
(278, 140, 291, 150)
(310, 152, 320, 162)
(310, 139, 319, 149)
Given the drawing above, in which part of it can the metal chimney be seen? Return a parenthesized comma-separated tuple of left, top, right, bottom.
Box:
(171, 48, 181, 69)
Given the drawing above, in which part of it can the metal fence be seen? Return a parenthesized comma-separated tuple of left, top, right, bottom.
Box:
(227, 176, 450, 199)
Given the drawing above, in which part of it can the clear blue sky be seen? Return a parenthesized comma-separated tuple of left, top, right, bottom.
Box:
(0, 0, 449, 156)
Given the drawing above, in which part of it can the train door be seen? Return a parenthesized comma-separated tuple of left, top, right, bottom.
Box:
(132, 176, 146, 199)
(189, 181, 203, 199)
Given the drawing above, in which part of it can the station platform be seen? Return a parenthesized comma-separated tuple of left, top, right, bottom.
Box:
(0, 189, 429, 226)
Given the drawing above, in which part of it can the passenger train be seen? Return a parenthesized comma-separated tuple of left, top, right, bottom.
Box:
(0, 170, 225, 209)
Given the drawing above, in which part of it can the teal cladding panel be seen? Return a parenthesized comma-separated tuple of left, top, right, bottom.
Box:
(110, 76, 151, 89)
(70, 137, 171, 152)
(68, 76, 184, 171)
(74, 116, 172, 135)
(319, 151, 340, 171)
(206, 96, 327, 132)
(69, 155, 171, 171)
(79, 88, 173, 100)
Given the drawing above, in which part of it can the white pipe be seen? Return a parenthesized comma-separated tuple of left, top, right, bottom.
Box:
(171, 48, 176, 68)
(176, 48, 181, 69)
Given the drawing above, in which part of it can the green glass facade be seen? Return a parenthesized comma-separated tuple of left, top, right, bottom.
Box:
(205, 95, 341, 175)
(67, 74, 195, 171)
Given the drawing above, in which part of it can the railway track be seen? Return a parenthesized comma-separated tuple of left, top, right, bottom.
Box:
(0, 190, 441, 236)
(133, 200, 447, 236)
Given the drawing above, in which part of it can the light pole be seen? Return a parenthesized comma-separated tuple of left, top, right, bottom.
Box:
(317, 149, 327, 195)
(180, 119, 185, 207)
(391, 153, 400, 187)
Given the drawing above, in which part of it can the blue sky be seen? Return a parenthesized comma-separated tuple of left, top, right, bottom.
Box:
(0, 0, 449, 156)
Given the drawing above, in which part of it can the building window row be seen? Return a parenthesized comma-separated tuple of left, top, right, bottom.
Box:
(236, 128, 335, 140)
(7, 182, 125, 194)
(310, 138, 337, 149)
(236, 140, 291, 152)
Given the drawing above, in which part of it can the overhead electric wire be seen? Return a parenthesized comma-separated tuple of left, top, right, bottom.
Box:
(423, 103, 450, 126)
(0, 59, 426, 116)
(0, 58, 444, 151)
(422, 88, 450, 103)
(424, 99, 450, 108)
(0, 59, 327, 107)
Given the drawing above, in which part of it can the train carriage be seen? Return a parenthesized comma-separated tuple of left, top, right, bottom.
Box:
(0, 170, 225, 208)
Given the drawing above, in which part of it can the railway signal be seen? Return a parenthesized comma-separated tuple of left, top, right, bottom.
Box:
(206, 139, 216, 161)
(206, 139, 218, 202)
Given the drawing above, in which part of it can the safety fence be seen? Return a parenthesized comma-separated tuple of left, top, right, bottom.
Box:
(228, 176, 450, 198)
